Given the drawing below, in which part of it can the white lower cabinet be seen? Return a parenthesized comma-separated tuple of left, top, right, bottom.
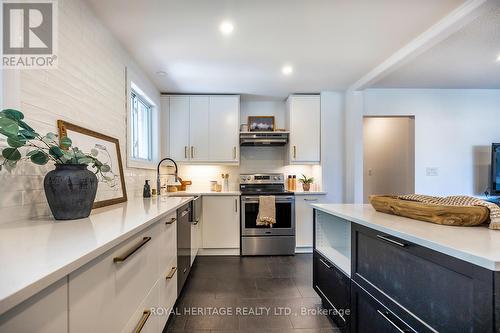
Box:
(121, 281, 160, 333)
(202, 196, 240, 249)
(295, 195, 326, 248)
(0, 278, 68, 333)
(160, 212, 177, 276)
(69, 223, 160, 333)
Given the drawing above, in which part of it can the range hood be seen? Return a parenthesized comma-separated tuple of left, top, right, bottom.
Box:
(240, 132, 289, 146)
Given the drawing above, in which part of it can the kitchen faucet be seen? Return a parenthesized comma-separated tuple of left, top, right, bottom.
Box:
(156, 157, 179, 195)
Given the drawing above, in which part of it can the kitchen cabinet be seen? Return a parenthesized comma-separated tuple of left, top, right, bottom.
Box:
(167, 95, 240, 164)
(169, 96, 190, 162)
(208, 96, 240, 162)
(286, 95, 321, 164)
(121, 281, 160, 333)
(189, 96, 210, 161)
(68, 223, 160, 333)
(202, 196, 240, 249)
(295, 194, 326, 248)
(0, 278, 68, 333)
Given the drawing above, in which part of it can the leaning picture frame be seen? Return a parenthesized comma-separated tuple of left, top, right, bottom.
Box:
(248, 116, 275, 132)
(57, 120, 127, 209)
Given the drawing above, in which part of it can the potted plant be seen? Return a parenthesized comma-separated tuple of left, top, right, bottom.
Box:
(298, 174, 314, 192)
(0, 109, 115, 220)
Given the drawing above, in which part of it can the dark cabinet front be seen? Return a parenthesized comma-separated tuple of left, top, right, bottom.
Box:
(352, 224, 494, 333)
(313, 251, 350, 331)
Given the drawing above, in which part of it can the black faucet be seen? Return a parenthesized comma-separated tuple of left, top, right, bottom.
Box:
(156, 158, 178, 195)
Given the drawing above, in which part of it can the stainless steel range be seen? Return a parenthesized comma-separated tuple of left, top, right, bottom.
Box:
(240, 173, 295, 256)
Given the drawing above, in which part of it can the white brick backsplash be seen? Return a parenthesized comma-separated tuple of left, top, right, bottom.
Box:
(0, 0, 158, 223)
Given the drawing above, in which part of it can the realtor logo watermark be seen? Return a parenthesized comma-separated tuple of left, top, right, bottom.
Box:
(2, 0, 58, 69)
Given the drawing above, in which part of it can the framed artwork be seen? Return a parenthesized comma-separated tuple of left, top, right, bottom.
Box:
(57, 120, 127, 209)
(248, 116, 275, 132)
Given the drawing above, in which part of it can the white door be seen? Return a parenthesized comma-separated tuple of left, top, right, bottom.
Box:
(169, 96, 190, 162)
(189, 96, 209, 161)
(209, 96, 239, 162)
(202, 196, 240, 249)
(289, 95, 321, 163)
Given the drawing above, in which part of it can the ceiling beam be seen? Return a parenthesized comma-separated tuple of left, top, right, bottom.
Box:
(348, 0, 491, 92)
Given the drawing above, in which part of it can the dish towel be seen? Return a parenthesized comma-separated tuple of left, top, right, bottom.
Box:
(399, 194, 500, 230)
(257, 196, 276, 227)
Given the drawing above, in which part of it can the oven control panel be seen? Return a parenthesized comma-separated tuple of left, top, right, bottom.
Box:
(239, 173, 284, 184)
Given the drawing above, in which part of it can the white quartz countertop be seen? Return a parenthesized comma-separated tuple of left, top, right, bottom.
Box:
(167, 190, 241, 196)
(293, 191, 327, 195)
(0, 196, 192, 315)
(312, 204, 500, 271)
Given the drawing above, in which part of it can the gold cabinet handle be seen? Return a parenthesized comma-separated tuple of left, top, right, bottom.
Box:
(166, 217, 176, 225)
(293, 145, 297, 159)
(233, 146, 237, 160)
(184, 146, 188, 159)
(191, 146, 194, 158)
(113, 237, 151, 263)
(133, 310, 151, 333)
(166, 266, 177, 279)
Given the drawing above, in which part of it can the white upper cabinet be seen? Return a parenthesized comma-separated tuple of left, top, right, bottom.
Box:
(189, 96, 210, 161)
(209, 96, 240, 162)
(169, 96, 190, 162)
(167, 95, 239, 164)
(287, 95, 321, 164)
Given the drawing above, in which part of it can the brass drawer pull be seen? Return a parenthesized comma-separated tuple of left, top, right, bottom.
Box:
(293, 145, 297, 159)
(191, 146, 194, 158)
(133, 310, 151, 333)
(113, 237, 151, 263)
(184, 146, 188, 159)
(304, 198, 318, 202)
(166, 217, 176, 225)
(376, 234, 407, 248)
(233, 146, 237, 159)
(166, 266, 177, 279)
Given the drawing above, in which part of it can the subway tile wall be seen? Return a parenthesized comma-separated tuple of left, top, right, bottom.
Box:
(0, 0, 157, 223)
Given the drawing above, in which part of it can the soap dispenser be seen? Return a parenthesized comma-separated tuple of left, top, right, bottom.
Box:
(143, 180, 151, 198)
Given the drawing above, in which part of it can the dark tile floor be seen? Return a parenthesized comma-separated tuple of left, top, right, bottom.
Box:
(164, 254, 340, 333)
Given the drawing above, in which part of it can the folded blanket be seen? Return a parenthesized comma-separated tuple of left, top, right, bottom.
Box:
(399, 194, 500, 230)
(257, 196, 276, 227)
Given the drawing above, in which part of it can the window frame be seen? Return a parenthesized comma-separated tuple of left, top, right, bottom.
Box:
(130, 90, 153, 161)
(127, 80, 159, 170)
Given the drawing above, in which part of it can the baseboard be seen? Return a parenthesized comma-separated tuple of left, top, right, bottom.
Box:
(295, 247, 313, 253)
(198, 248, 240, 256)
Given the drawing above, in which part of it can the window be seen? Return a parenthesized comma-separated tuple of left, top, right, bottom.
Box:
(130, 90, 153, 161)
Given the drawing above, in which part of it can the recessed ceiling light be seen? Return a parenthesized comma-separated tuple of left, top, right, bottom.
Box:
(282, 65, 293, 75)
(219, 21, 234, 35)
(497, 54, 500, 62)
(156, 71, 167, 76)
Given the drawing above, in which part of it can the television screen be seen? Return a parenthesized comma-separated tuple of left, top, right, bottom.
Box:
(492, 144, 500, 195)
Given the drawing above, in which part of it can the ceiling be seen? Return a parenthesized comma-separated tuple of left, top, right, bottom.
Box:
(372, 0, 500, 89)
(87, 0, 464, 98)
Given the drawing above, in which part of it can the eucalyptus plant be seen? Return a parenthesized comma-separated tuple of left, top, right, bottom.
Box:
(0, 109, 117, 185)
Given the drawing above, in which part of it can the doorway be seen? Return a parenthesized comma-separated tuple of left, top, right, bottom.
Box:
(363, 116, 415, 203)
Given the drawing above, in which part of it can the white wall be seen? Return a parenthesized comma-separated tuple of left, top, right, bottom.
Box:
(240, 98, 286, 129)
(360, 89, 500, 197)
(0, 0, 160, 222)
(363, 117, 415, 202)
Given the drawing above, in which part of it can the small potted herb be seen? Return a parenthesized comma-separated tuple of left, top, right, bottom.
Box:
(0, 109, 115, 220)
(298, 174, 314, 192)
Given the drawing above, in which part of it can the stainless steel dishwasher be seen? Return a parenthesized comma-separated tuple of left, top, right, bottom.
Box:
(177, 202, 191, 295)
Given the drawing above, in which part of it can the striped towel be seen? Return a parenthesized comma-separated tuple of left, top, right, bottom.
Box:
(398, 194, 500, 230)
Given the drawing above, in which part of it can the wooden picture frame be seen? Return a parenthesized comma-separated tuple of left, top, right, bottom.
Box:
(248, 116, 275, 132)
(57, 120, 127, 209)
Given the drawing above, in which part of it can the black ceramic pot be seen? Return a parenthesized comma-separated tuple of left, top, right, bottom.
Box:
(44, 164, 98, 220)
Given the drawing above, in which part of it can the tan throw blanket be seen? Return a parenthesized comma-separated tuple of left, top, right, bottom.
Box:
(399, 194, 500, 230)
(257, 196, 276, 227)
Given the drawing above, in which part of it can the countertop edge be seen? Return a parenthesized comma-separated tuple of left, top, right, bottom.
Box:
(312, 204, 499, 271)
(0, 197, 193, 316)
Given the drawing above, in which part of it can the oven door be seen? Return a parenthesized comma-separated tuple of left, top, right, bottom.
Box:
(241, 195, 295, 236)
